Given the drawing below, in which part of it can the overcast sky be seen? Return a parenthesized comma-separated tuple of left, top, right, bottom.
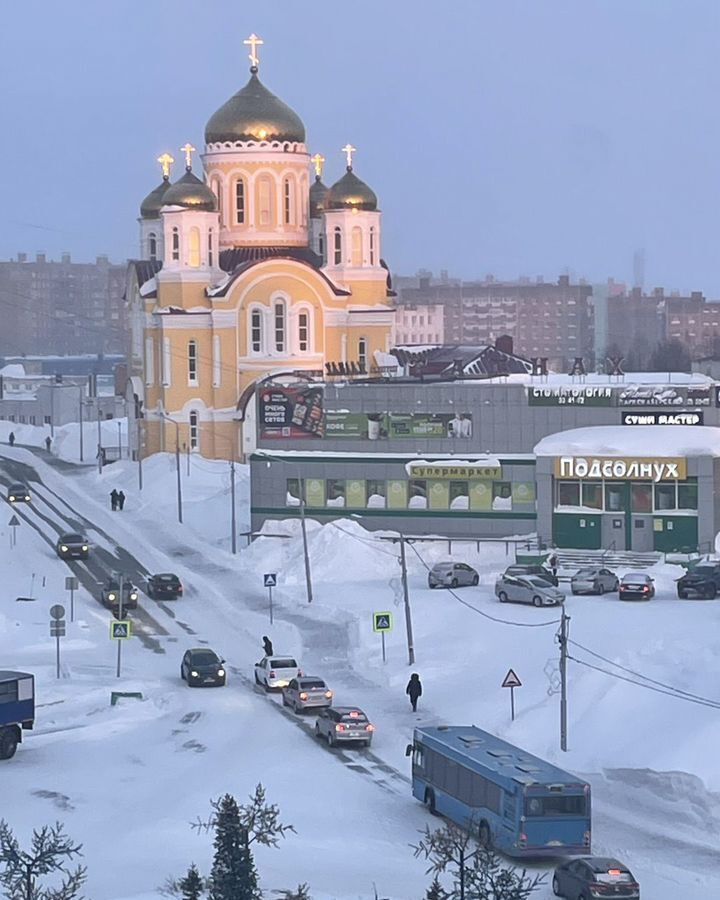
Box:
(2, 0, 720, 294)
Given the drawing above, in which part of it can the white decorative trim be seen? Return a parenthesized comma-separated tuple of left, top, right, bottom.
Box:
(211, 309, 237, 327)
(213, 335, 221, 387)
(204, 140, 307, 154)
(144, 337, 155, 386)
(154, 314, 212, 329)
(162, 337, 172, 386)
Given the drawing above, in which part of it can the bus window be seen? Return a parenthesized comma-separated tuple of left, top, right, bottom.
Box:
(412, 744, 425, 771)
(525, 795, 586, 817)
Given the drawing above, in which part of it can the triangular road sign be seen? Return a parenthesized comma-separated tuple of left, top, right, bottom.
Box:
(263, 573, 277, 587)
(8, 515, 20, 527)
(502, 668, 522, 689)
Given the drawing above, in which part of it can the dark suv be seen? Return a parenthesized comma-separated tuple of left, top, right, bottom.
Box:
(677, 562, 720, 599)
(147, 573, 183, 600)
(503, 564, 559, 587)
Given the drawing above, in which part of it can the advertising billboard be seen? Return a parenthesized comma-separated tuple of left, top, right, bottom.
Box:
(258, 385, 324, 439)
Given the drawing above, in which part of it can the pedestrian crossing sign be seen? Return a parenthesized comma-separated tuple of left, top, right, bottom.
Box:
(263, 573, 277, 587)
(110, 620, 132, 640)
(373, 611, 393, 632)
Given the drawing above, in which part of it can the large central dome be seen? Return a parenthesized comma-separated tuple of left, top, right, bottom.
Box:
(205, 70, 306, 144)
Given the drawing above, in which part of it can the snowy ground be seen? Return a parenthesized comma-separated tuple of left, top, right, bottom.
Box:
(2, 439, 720, 899)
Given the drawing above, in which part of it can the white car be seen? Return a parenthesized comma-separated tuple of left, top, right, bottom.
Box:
(254, 655, 302, 691)
(494, 573, 564, 607)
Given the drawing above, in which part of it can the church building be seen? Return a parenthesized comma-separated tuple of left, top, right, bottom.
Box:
(126, 34, 395, 460)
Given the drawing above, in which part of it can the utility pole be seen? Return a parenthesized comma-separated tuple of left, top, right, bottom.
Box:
(559, 608, 569, 752)
(137, 420, 143, 491)
(398, 533, 416, 665)
(116, 572, 124, 678)
(97, 409, 103, 474)
(186, 443, 190, 477)
(78, 391, 84, 462)
(299, 478, 313, 604)
(117, 420, 122, 460)
(230, 459, 237, 554)
(175, 429, 183, 524)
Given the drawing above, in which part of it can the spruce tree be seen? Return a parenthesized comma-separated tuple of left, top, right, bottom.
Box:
(178, 863, 204, 900)
(209, 794, 261, 900)
(425, 875, 448, 900)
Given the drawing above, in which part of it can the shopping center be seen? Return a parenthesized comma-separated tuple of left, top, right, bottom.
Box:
(249, 372, 720, 552)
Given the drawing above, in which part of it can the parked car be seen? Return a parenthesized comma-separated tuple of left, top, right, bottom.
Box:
(56, 532, 90, 560)
(180, 648, 226, 687)
(315, 706, 375, 747)
(428, 562, 479, 589)
(282, 676, 333, 712)
(495, 573, 564, 607)
(570, 567, 619, 595)
(7, 483, 30, 503)
(677, 562, 720, 599)
(254, 655, 302, 691)
(503, 564, 559, 587)
(618, 572, 655, 601)
(147, 572, 183, 600)
(100, 577, 139, 610)
(552, 856, 640, 899)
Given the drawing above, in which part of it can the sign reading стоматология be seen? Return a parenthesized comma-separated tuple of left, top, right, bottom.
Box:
(528, 386, 613, 406)
(554, 456, 687, 481)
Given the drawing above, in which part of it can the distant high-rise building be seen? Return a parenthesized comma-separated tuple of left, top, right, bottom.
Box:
(0, 252, 126, 356)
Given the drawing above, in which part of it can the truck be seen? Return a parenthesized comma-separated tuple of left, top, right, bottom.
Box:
(0, 671, 35, 759)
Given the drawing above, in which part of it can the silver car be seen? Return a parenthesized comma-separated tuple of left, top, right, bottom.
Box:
(282, 676, 333, 713)
(495, 573, 564, 607)
(428, 562, 479, 589)
(315, 706, 375, 747)
(570, 567, 619, 595)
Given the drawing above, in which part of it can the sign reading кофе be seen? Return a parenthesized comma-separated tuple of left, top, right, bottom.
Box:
(555, 456, 687, 481)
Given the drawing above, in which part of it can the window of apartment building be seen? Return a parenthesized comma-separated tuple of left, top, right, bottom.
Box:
(274, 301, 286, 352)
(29, 416, 36, 426)
(298, 312, 309, 352)
(188, 340, 198, 384)
(42, 415, 49, 425)
(235, 178, 246, 224)
(189, 410, 199, 450)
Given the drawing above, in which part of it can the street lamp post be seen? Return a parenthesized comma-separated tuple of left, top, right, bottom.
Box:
(97, 408, 103, 474)
(78, 388, 84, 463)
(161, 413, 183, 524)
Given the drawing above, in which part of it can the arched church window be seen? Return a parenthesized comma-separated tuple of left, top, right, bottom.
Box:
(333, 227, 342, 265)
(148, 232, 157, 261)
(208, 228, 214, 267)
(172, 227, 180, 261)
(259, 176, 272, 226)
(275, 301, 286, 353)
(298, 311, 309, 352)
(211, 178, 222, 220)
(318, 232, 325, 263)
(251, 310, 263, 353)
(358, 336, 368, 372)
(235, 178, 245, 225)
(369, 227, 376, 265)
(283, 178, 293, 225)
(189, 410, 199, 450)
(351, 227, 363, 266)
(188, 340, 198, 384)
(188, 227, 201, 268)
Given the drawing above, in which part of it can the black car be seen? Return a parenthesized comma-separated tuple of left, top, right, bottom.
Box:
(618, 572, 655, 601)
(504, 564, 559, 587)
(677, 562, 720, 599)
(7, 483, 31, 503)
(553, 857, 639, 899)
(181, 648, 226, 687)
(147, 572, 183, 600)
(56, 533, 90, 560)
(100, 578, 139, 611)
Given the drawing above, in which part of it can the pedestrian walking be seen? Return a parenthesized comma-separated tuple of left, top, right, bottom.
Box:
(45, 435, 52, 453)
(117, 490, 126, 511)
(262, 635, 274, 657)
(8, 432, 14, 447)
(110, 489, 119, 511)
(406, 673, 423, 712)
(548, 552, 559, 578)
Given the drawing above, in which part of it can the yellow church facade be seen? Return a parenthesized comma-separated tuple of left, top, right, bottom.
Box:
(126, 35, 395, 460)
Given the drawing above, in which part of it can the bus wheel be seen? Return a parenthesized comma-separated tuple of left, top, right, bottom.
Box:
(424, 789, 437, 815)
(0, 730, 18, 760)
(478, 821, 492, 849)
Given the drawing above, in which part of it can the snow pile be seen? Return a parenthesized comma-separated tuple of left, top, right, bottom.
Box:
(535, 424, 720, 457)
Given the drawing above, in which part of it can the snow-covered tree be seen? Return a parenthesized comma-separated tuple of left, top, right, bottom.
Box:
(208, 794, 260, 900)
(178, 863, 204, 900)
(0, 820, 86, 900)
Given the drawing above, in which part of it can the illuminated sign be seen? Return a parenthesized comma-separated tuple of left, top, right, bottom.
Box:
(554, 456, 687, 482)
(621, 411, 703, 426)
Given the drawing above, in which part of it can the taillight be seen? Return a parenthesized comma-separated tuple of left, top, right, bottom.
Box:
(583, 830, 591, 847)
(298, 669, 303, 676)
(325, 690, 332, 699)
(365, 724, 374, 731)
(177, 586, 183, 593)
(518, 832, 527, 847)
(299, 692, 308, 700)
(335, 724, 345, 732)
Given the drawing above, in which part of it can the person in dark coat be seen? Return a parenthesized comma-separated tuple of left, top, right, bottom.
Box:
(262, 635, 274, 657)
(110, 489, 119, 511)
(45, 436, 52, 452)
(548, 552, 559, 578)
(117, 490, 126, 511)
(8, 432, 15, 447)
(406, 673, 422, 712)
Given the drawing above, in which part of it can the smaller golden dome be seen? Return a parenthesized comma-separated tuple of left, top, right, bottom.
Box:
(140, 176, 171, 219)
(309, 176, 328, 218)
(162, 168, 217, 213)
(325, 167, 377, 212)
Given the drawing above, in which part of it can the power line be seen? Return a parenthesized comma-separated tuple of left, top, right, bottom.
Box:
(330, 521, 400, 557)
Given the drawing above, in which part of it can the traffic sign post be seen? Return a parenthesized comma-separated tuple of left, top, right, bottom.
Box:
(263, 573, 277, 624)
(65, 576, 79, 622)
(373, 611, 393, 664)
(502, 668, 522, 721)
(49, 605, 66, 679)
(110, 620, 132, 640)
(8, 514, 20, 548)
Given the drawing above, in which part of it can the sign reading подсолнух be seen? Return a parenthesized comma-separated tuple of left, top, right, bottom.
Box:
(621, 411, 703, 426)
(555, 456, 687, 481)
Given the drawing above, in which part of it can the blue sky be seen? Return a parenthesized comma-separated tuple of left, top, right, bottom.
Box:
(2, 0, 720, 293)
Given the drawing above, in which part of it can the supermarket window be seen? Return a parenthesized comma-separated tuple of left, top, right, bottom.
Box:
(449, 480, 469, 510)
(581, 481, 602, 510)
(557, 481, 580, 506)
(408, 479, 428, 509)
(631, 483, 652, 513)
(492, 481, 512, 511)
(605, 484, 625, 512)
(326, 479, 346, 508)
(677, 482, 698, 510)
(367, 479, 386, 508)
(654, 483, 676, 511)
(286, 478, 301, 507)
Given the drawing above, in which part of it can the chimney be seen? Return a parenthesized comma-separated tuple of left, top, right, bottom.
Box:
(495, 334, 514, 355)
(36, 252, 46, 264)
(16, 252, 27, 263)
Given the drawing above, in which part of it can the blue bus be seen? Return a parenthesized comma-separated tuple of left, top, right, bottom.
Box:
(0, 671, 35, 760)
(407, 725, 591, 857)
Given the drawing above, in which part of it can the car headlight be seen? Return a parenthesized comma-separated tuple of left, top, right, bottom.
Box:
(130, 592, 138, 600)
(82, 545, 88, 551)
(190, 670, 199, 677)
(217, 669, 225, 677)
(108, 593, 116, 601)
(9, 496, 15, 502)
(24, 495, 30, 501)
(60, 545, 68, 552)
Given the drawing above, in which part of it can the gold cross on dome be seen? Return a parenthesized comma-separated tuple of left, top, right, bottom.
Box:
(244, 32, 264, 69)
(157, 153, 174, 179)
(341, 143, 356, 169)
(180, 143, 196, 169)
(311, 153, 325, 178)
